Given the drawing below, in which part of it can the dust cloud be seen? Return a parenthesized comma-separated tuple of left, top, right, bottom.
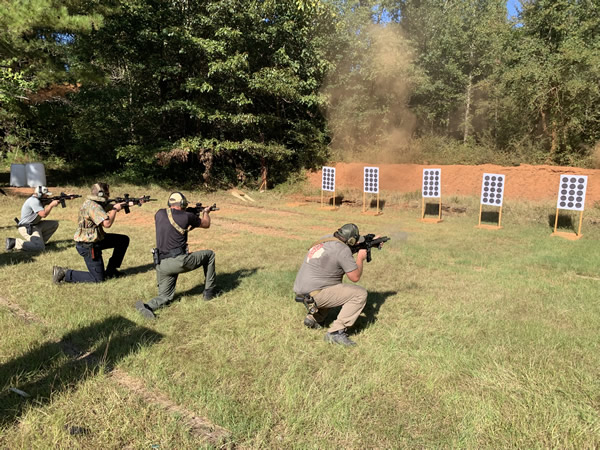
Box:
(323, 23, 417, 164)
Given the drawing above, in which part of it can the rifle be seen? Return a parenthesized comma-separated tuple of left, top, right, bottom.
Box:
(351, 234, 390, 263)
(41, 192, 82, 208)
(185, 202, 220, 215)
(107, 194, 156, 214)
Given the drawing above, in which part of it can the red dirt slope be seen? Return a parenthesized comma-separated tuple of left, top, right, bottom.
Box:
(307, 163, 600, 206)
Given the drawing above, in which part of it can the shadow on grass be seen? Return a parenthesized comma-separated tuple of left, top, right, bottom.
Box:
(369, 198, 386, 210)
(424, 202, 441, 217)
(0, 239, 75, 268)
(0, 315, 162, 428)
(548, 213, 575, 231)
(318, 290, 397, 333)
(481, 210, 500, 224)
(177, 267, 259, 299)
(121, 263, 155, 277)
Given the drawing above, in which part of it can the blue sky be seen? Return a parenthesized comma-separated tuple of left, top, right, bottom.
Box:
(507, 0, 520, 17)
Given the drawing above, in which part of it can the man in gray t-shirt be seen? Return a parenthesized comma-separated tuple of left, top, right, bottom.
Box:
(6, 186, 60, 252)
(294, 223, 378, 346)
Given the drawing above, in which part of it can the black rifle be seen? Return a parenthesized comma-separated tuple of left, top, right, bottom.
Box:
(351, 234, 390, 263)
(41, 192, 82, 208)
(185, 202, 219, 215)
(107, 194, 156, 214)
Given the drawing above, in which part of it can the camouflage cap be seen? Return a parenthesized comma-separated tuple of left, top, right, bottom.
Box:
(335, 223, 364, 246)
(88, 182, 109, 203)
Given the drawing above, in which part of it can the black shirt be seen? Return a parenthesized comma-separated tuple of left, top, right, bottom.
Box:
(155, 208, 202, 253)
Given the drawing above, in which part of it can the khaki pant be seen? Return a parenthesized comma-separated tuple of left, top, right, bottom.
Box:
(15, 220, 59, 251)
(310, 283, 367, 333)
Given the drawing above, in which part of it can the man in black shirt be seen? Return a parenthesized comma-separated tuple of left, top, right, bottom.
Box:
(135, 192, 217, 319)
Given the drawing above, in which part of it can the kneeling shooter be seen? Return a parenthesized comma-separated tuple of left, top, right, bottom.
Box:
(293, 223, 388, 346)
(135, 192, 219, 319)
(6, 186, 61, 252)
(52, 183, 149, 283)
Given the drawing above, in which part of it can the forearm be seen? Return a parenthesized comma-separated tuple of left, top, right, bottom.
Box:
(104, 209, 118, 228)
(38, 204, 54, 218)
(200, 212, 211, 228)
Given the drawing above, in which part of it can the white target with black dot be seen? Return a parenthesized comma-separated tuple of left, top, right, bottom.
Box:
(422, 168, 441, 198)
(321, 166, 336, 192)
(363, 167, 380, 193)
(481, 173, 505, 206)
(556, 174, 587, 211)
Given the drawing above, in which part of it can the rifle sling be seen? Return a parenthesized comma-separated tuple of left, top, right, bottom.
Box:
(167, 208, 188, 235)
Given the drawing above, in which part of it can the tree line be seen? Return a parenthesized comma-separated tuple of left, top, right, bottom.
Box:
(2, 0, 599, 187)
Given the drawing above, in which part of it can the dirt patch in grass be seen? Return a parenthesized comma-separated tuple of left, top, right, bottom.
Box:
(111, 368, 233, 446)
(0, 296, 48, 325)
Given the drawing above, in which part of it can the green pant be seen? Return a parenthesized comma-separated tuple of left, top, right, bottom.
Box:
(147, 250, 216, 311)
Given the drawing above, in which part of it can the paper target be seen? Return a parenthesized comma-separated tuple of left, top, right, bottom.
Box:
(321, 166, 336, 192)
(363, 167, 380, 193)
(556, 174, 587, 211)
(481, 173, 505, 206)
(422, 168, 441, 198)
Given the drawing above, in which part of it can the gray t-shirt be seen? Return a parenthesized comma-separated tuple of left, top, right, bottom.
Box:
(19, 196, 44, 226)
(293, 236, 359, 294)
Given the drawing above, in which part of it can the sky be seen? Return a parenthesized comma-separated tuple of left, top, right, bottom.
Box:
(507, 0, 520, 18)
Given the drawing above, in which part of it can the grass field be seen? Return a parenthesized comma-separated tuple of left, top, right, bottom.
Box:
(1, 183, 600, 448)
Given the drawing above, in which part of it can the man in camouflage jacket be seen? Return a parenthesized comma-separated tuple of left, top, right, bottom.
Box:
(52, 182, 130, 283)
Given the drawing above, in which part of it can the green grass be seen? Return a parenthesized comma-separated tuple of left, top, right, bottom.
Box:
(1, 185, 600, 448)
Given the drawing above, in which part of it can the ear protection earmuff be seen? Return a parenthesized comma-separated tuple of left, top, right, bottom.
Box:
(335, 223, 360, 246)
(168, 192, 188, 209)
(91, 183, 107, 198)
(35, 186, 49, 198)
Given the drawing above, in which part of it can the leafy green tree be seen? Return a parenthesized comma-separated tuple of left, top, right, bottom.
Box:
(67, 0, 334, 186)
(0, 0, 103, 157)
(500, 0, 600, 163)
(395, 0, 508, 143)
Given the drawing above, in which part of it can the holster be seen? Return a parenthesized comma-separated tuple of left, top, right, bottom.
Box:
(295, 294, 318, 315)
(15, 218, 33, 235)
(152, 248, 160, 266)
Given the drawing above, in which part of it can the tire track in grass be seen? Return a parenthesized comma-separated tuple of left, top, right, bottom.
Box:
(0, 295, 233, 447)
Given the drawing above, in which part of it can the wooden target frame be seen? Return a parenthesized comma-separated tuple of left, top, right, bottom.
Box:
(421, 168, 442, 223)
(476, 173, 505, 230)
(320, 166, 338, 211)
(551, 174, 587, 240)
(362, 166, 382, 216)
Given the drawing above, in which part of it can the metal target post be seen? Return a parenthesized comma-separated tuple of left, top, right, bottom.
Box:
(476, 173, 505, 230)
(552, 174, 587, 240)
(420, 168, 443, 223)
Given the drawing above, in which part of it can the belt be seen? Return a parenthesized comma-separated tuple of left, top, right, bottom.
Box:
(160, 247, 187, 261)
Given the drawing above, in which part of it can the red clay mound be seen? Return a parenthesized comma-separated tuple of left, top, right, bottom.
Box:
(307, 163, 600, 205)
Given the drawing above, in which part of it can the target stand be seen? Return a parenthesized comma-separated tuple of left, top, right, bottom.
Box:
(362, 166, 382, 216)
(476, 173, 505, 230)
(476, 205, 503, 230)
(420, 168, 443, 223)
(551, 174, 588, 240)
(320, 166, 338, 211)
